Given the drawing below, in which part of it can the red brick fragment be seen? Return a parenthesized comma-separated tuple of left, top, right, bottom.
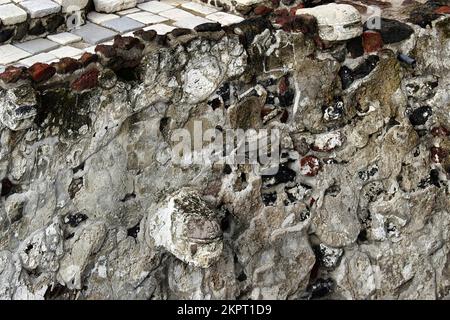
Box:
(28, 63, 56, 83)
(435, 6, 450, 14)
(95, 44, 116, 58)
(0, 66, 25, 83)
(300, 155, 321, 177)
(431, 147, 448, 163)
(254, 5, 273, 16)
(79, 52, 99, 67)
(71, 68, 100, 92)
(274, 8, 289, 17)
(278, 76, 289, 95)
(431, 126, 450, 137)
(362, 30, 383, 53)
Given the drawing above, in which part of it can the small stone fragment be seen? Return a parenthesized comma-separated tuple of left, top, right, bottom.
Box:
(28, 63, 56, 83)
(300, 156, 321, 177)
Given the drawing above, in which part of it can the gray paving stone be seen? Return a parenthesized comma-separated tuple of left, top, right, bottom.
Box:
(14, 38, 59, 54)
(20, 0, 61, 18)
(0, 3, 27, 25)
(100, 16, 144, 33)
(71, 22, 118, 44)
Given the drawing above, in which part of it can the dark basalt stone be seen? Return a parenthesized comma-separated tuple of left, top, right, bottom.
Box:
(1, 178, 16, 197)
(262, 192, 277, 206)
(364, 18, 413, 44)
(262, 164, 296, 188)
(353, 55, 379, 80)
(170, 28, 192, 37)
(45, 14, 65, 34)
(305, 278, 335, 299)
(194, 22, 222, 32)
(338, 66, 354, 89)
(155, 34, 168, 46)
(12, 22, 29, 41)
(15, 105, 35, 116)
(64, 212, 88, 228)
(430, 169, 440, 187)
(409, 106, 432, 126)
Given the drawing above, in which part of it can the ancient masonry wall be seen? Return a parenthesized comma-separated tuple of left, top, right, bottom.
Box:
(0, 2, 450, 300)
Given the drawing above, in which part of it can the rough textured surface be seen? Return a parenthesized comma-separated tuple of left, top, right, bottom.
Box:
(0, 0, 450, 301)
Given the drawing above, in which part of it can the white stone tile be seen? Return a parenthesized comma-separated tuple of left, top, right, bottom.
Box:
(48, 45, 84, 58)
(14, 38, 59, 54)
(94, 0, 137, 13)
(0, 44, 31, 64)
(0, 3, 27, 25)
(173, 16, 212, 29)
(87, 11, 119, 24)
(47, 32, 82, 45)
(0, 0, 11, 5)
(181, 2, 218, 16)
(137, 1, 174, 13)
(144, 23, 175, 35)
(19, 52, 58, 67)
(164, 0, 188, 7)
(205, 12, 244, 25)
(126, 11, 168, 24)
(20, 0, 61, 18)
(158, 8, 195, 20)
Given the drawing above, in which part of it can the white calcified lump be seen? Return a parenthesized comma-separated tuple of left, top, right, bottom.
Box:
(93, 0, 137, 13)
(296, 3, 363, 41)
(146, 188, 223, 268)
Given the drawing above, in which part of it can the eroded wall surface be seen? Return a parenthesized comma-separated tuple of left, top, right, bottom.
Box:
(0, 6, 450, 300)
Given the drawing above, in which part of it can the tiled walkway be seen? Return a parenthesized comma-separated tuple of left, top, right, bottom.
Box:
(0, 0, 244, 71)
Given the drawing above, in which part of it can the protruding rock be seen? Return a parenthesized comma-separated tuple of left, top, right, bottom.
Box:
(71, 68, 100, 92)
(145, 188, 223, 268)
(28, 63, 56, 83)
(296, 3, 363, 41)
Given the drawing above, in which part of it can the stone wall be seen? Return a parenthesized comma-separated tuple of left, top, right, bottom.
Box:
(0, 8, 450, 300)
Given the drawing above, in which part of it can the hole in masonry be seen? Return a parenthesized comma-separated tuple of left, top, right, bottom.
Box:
(120, 193, 136, 202)
(127, 221, 141, 239)
(64, 212, 88, 228)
